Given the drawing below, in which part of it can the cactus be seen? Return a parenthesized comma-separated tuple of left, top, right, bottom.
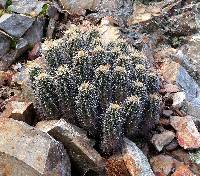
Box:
(27, 24, 161, 156)
(75, 82, 99, 136)
(100, 103, 124, 156)
(123, 96, 144, 138)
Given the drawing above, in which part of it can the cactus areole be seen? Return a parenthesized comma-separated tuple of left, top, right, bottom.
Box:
(27, 25, 161, 156)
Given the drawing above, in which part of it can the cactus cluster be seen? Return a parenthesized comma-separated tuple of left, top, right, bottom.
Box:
(27, 25, 160, 156)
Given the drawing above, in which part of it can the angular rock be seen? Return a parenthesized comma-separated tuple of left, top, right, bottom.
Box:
(172, 92, 186, 108)
(36, 119, 105, 175)
(151, 130, 175, 152)
(23, 17, 45, 46)
(0, 38, 28, 71)
(0, 118, 71, 176)
(128, 3, 161, 25)
(0, 101, 35, 125)
(165, 139, 179, 151)
(58, 0, 99, 15)
(0, 13, 34, 38)
(160, 50, 200, 102)
(171, 149, 200, 175)
(9, 0, 45, 16)
(170, 116, 200, 149)
(0, 50, 17, 71)
(160, 84, 180, 94)
(162, 110, 173, 118)
(150, 155, 182, 176)
(172, 165, 194, 176)
(0, 0, 6, 9)
(106, 138, 154, 176)
(0, 70, 13, 86)
(0, 31, 11, 58)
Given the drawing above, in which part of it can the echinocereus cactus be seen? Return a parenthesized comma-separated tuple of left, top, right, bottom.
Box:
(27, 24, 161, 156)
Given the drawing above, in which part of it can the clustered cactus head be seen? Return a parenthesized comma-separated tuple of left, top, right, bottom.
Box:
(27, 24, 161, 156)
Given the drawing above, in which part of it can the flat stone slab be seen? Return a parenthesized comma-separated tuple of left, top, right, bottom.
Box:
(0, 118, 71, 176)
(0, 13, 34, 38)
(9, 0, 45, 16)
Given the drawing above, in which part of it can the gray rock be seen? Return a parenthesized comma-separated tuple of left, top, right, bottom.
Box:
(36, 119, 105, 175)
(8, 0, 45, 16)
(0, 118, 71, 176)
(151, 130, 175, 152)
(0, 101, 35, 125)
(172, 92, 186, 108)
(58, 0, 99, 15)
(0, 13, 34, 38)
(165, 139, 179, 151)
(106, 138, 154, 176)
(23, 17, 45, 46)
(0, 31, 11, 58)
(123, 138, 155, 176)
(0, 38, 28, 71)
(0, 0, 6, 9)
(0, 49, 17, 71)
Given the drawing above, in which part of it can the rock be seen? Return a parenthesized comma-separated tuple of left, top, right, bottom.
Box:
(0, 101, 35, 125)
(172, 92, 186, 108)
(0, 38, 28, 71)
(0, 0, 6, 9)
(0, 31, 11, 58)
(151, 130, 175, 152)
(172, 165, 194, 176)
(162, 110, 173, 118)
(0, 70, 13, 86)
(106, 138, 154, 176)
(150, 155, 176, 175)
(0, 13, 34, 38)
(165, 139, 179, 151)
(171, 149, 200, 175)
(8, 0, 45, 16)
(170, 116, 200, 149)
(0, 118, 71, 176)
(36, 119, 105, 175)
(0, 50, 17, 71)
(23, 17, 45, 46)
(167, 10, 198, 36)
(58, 0, 99, 15)
(128, 3, 161, 25)
(159, 49, 200, 102)
(160, 84, 180, 94)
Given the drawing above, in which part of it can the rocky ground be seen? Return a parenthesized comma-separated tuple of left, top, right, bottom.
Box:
(0, 0, 200, 175)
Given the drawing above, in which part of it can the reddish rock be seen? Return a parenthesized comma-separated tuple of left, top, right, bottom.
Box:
(171, 149, 200, 175)
(150, 155, 176, 175)
(151, 154, 185, 175)
(0, 71, 13, 86)
(0, 101, 35, 125)
(172, 165, 194, 176)
(151, 130, 175, 152)
(159, 118, 170, 126)
(160, 84, 180, 94)
(170, 116, 200, 149)
(106, 138, 154, 176)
